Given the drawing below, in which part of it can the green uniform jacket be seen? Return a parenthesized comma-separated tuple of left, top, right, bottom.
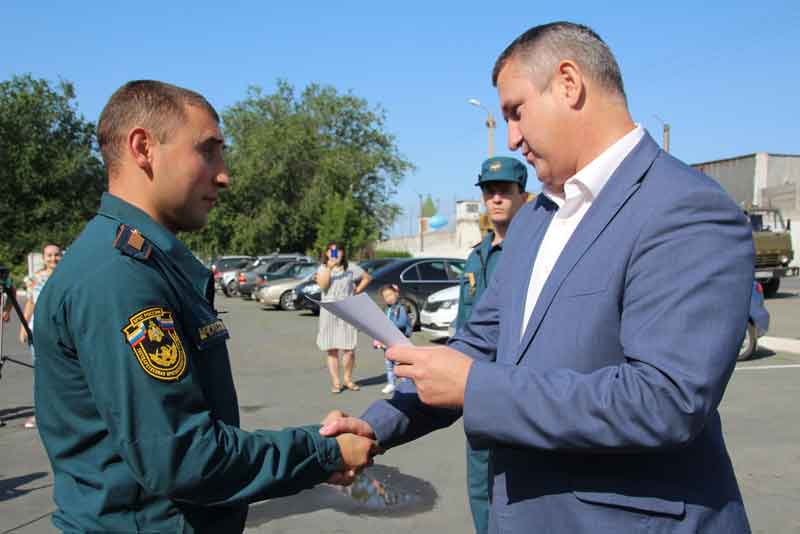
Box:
(454, 231, 503, 331)
(454, 231, 503, 534)
(34, 193, 343, 533)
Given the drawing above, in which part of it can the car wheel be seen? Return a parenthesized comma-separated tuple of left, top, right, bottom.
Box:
(279, 291, 296, 310)
(761, 278, 779, 298)
(226, 280, 240, 297)
(399, 297, 419, 330)
(738, 322, 757, 361)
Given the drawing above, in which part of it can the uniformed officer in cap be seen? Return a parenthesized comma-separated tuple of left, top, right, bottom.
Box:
(456, 156, 529, 534)
(33, 80, 377, 533)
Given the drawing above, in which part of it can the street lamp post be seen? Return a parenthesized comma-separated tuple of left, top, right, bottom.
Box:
(468, 98, 496, 157)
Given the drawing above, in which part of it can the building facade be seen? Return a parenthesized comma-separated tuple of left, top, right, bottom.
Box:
(693, 153, 800, 266)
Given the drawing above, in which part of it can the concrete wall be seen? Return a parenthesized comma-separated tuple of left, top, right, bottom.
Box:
(376, 200, 481, 259)
(375, 229, 473, 259)
(693, 155, 757, 206)
(766, 155, 800, 189)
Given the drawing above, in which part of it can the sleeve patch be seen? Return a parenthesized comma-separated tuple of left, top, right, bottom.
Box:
(122, 306, 187, 381)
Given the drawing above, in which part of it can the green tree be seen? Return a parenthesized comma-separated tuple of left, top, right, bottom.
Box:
(312, 193, 376, 258)
(182, 81, 413, 259)
(421, 194, 437, 218)
(0, 75, 104, 277)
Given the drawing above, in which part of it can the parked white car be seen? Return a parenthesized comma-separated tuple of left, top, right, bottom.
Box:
(420, 285, 459, 340)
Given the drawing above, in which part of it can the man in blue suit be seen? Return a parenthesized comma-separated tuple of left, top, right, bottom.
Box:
(322, 21, 753, 533)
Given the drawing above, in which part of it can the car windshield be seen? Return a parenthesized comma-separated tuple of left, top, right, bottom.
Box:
(296, 264, 317, 278)
(286, 263, 313, 277)
(219, 258, 251, 271)
(267, 261, 293, 274)
(748, 211, 786, 232)
(447, 261, 465, 279)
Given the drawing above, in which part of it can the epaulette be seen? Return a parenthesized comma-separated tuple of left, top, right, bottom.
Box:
(114, 224, 153, 261)
(471, 230, 494, 249)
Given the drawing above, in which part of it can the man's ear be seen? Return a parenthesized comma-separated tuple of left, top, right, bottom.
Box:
(554, 60, 585, 109)
(128, 127, 155, 177)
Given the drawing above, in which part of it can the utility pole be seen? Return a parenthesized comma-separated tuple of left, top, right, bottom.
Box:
(654, 114, 670, 153)
(469, 99, 496, 157)
(418, 193, 424, 253)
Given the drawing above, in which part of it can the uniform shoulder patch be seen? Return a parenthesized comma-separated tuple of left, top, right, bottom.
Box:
(114, 224, 153, 261)
(122, 306, 187, 381)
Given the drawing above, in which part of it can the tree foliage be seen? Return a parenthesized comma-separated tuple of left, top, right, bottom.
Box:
(312, 193, 375, 258)
(0, 75, 104, 276)
(421, 194, 437, 218)
(182, 81, 413, 259)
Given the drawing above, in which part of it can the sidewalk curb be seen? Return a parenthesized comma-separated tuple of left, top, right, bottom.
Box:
(758, 336, 800, 355)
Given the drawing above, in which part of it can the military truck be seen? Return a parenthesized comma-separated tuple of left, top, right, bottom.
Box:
(746, 207, 798, 297)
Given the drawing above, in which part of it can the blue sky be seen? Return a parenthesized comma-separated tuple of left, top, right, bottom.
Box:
(2, 1, 798, 236)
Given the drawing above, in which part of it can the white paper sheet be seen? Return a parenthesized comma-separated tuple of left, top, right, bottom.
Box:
(317, 293, 413, 347)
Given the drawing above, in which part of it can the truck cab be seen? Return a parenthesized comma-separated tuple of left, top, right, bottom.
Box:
(746, 207, 798, 297)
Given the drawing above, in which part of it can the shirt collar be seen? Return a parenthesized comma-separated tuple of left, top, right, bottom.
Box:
(543, 124, 645, 215)
(97, 193, 211, 286)
(480, 230, 502, 253)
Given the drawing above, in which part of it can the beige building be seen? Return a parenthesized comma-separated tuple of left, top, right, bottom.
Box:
(693, 153, 800, 266)
(376, 200, 482, 259)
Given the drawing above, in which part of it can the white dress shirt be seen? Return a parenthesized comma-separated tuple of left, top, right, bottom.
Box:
(521, 125, 645, 338)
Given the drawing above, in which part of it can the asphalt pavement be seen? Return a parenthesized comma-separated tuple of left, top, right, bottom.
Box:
(1, 291, 799, 534)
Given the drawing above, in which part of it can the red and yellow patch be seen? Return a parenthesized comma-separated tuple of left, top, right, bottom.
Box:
(122, 307, 187, 381)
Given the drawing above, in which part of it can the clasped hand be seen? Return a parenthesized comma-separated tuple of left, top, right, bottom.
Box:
(324, 410, 382, 486)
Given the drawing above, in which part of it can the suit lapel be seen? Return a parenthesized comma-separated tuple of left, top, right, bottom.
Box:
(505, 196, 557, 362)
(514, 134, 662, 364)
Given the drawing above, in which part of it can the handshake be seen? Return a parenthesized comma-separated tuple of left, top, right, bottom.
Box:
(322, 409, 379, 486)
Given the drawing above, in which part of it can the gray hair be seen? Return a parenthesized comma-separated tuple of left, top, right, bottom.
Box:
(492, 22, 627, 103)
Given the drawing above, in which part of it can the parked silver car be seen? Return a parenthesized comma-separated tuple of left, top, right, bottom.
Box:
(255, 263, 319, 309)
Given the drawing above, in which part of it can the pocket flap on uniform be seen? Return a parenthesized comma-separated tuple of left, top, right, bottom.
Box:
(573, 490, 685, 518)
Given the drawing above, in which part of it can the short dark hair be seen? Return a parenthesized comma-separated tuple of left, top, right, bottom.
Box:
(97, 80, 219, 175)
(492, 21, 626, 102)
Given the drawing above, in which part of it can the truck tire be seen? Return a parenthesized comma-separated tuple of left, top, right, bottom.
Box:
(762, 278, 779, 298)
(738, 322, 757, 361)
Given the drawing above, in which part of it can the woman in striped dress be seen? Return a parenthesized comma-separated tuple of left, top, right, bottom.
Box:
(316, 242, 371, 393)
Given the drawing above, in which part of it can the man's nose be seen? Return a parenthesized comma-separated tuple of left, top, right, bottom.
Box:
(507, 121, 522, 151)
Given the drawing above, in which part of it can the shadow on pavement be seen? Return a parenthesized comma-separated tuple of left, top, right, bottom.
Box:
(246, 464, 437, 528)
(0, 472, 50, 503)
(0, 405, 34, 424)
(766, 291, 799, 300)
(748, 346, 777, 362)
(355, 374, 386, 387)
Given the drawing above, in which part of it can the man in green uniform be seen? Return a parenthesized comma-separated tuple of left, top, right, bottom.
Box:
(455, 156, 528, 534)
(33, 80, 376, 533)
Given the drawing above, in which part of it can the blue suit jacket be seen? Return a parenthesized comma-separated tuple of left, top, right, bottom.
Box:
(362, 133, 754, 533)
